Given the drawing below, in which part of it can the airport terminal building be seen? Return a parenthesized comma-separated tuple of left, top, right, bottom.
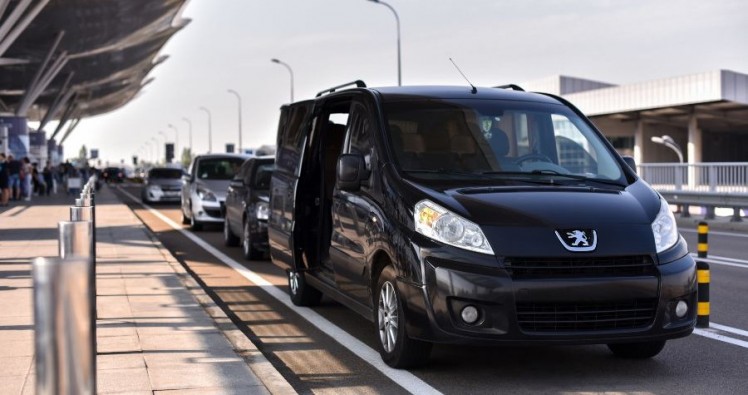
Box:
(522, 70, 748, 165)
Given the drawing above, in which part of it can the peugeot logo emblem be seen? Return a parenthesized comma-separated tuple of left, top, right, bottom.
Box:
(555, 229, 597, 252)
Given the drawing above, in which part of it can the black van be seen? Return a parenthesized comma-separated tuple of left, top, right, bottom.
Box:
(268, 81, 696, 368)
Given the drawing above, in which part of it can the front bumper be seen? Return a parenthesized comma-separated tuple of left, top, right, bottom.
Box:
(250, 220, 270, 252)
(399, 247, 697, 345)
(191, 196, 225, 223)
(144, 187, 181, 202)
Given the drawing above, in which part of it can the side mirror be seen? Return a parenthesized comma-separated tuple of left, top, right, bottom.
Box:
(337, 154, 368, 191)
(229, 177, 243, 188)
(622, 156, 637, 174)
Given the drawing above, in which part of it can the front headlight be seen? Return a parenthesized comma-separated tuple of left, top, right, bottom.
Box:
(652, 197, 678, 253)
(196, 187, 217, 202)
(255, 202, 269, 220)
(414, 200, 494, 255)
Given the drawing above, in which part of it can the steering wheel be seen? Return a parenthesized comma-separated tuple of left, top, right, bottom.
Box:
(514, 153, 553, 165)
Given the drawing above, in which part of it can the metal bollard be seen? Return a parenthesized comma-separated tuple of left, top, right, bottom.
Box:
(697, 221, 708, 258)
(696, 261, 710, 328)
(33, 256, 95, 395)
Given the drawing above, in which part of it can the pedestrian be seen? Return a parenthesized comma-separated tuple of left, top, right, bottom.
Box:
(22, 157, 32, 201)
(43, 162, 53, 196)
(0, 153, 9, 206)
(7, 154, 21, 201)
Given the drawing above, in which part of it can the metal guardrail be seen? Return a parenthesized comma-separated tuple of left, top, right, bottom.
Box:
(32, 176, 98, 395)
(639, 162, 748, 193)
(639, 163, 748, 221)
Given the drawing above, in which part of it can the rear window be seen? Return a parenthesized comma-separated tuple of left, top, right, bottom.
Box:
(148, 168, 183, 179)
(197, 158, 245, 180)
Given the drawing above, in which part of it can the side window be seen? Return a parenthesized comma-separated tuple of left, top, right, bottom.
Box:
(552, 114, 598, 174)
(344, 101, 373, 171)
(277, 104, 310, 174)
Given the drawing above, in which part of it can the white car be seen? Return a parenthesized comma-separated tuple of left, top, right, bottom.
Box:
(181, 154, 250, 230)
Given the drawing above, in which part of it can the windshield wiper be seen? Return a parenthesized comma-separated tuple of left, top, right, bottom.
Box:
(403, 169, 497, 179)
(481, 170, 626, 187)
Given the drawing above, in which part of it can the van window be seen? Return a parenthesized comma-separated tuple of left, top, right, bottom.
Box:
(383, 98, 624, 183)
(344, 102, 373, 171)
(277, 105, 309, 173)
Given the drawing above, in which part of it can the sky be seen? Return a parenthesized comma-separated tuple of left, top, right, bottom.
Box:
(58, 0, 748, 165)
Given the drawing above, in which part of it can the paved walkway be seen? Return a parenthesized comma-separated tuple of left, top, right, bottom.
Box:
(0, 187, 292, 394)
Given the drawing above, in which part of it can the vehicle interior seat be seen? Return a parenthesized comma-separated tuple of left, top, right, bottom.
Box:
(450, 134, 490, 171)
(489, 127, 520, 171)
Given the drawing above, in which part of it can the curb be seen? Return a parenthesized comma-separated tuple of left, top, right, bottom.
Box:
(121, 195, 296, 395)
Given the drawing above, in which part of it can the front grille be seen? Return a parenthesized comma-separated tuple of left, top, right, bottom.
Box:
(204, 208, 222, 218)
(516, 299, 657, 333)
(504, 256, 656, 279)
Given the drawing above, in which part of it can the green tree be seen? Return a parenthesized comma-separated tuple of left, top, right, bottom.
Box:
(181, 148, 192, 168)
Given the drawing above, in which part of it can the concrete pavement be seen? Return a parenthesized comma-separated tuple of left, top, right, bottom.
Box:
(0, 186, 294, 394)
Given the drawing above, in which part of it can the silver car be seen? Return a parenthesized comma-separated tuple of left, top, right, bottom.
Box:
(141, 167, 184, 204)
(181, 154, 250, 230)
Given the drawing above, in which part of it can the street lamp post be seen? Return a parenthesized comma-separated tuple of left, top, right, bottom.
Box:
(150, 137, 160, 164)
(227, 89, 243, 153)
(182, 117, 193, 157)
(199, 106, 212, 153)
(367, 0, 401, 86)
(651, 135, 684, 163)
(271, 58, 294, 102)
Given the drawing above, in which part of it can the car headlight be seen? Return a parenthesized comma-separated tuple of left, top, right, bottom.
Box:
(255, 202, 269, 220)
(652, 197, 678, 253)
(196, 187, 217, 202)
(147, 185, 162, 193)
(414, 200, 494, 255)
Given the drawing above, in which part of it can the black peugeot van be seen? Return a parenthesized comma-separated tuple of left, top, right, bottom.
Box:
(268, 81, 696, 368)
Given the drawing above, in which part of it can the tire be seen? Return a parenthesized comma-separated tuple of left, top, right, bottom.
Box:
(223, 217, 239, 246)
(242, 218, 262, 260)
(181, 209, 190, 225)
(375, 265, 432, 368)
(288, 269, 322, 306)
(608, 340, 666, 359)
(190, 213, 203, 231)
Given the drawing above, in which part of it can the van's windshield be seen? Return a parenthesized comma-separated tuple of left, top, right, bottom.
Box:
(383, 99, 626, 186)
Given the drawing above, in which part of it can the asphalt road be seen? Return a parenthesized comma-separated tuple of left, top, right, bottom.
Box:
(116, 185, 748, 394)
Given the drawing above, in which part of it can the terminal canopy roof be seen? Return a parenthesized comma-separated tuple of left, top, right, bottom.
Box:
(0, 0, 189, 122)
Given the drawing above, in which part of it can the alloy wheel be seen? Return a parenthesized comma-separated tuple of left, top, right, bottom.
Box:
(289, 271, 300, 295)
(378, 281, 399, 353)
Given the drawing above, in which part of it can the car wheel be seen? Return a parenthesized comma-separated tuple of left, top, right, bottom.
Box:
(190, 208, 203, 231)
(223, 217, 239, 246)
(607, 340, 666, 359)
(181, 209, 190, 225)
(288, 269, 322, 306)
(375, 265, 432, 368)
(242, 219, 262, 260)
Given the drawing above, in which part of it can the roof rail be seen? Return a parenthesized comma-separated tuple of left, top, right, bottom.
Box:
(494, 84, 525, 92)
(316, 80, 367, 97)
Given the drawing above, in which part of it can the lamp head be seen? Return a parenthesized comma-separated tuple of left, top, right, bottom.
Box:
(271, 58, 280, 63)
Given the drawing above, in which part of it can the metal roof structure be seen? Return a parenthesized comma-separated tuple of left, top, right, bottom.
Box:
(0, 0, 189, 134)
(522, 70, 748, 133)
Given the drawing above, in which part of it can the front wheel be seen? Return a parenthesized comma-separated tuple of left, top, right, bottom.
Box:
(375, 265, 432, 368)
(223, 217, 239, 246)
(288, 269, 322, 306)
(242, 219, 262, 260)
(608, 340, 666, 359)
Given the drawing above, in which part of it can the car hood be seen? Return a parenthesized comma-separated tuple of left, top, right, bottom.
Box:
(147, 178, 182, 188)
(196, 179, 232, 200)
(416, 180, 662, 256)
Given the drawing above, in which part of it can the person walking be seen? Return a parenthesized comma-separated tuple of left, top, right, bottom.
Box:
(0, 153, 10, 206)
(7, 154, 21, 201)
(22, 157, 32, 201)
(43, 162, 53, 196)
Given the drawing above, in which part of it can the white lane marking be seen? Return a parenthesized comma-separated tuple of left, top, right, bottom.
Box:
(117, 187, 443, 395)
(680, 228, 748, 238)
(688, 254, 748, 269)
(694, 328, 748, 349)
(701, 254, 748, 264)
(709, 323, 748, 339)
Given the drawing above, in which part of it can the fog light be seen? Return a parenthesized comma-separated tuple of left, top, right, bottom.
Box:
(675, 300, 688, 318)
(461, 305, 480, 324)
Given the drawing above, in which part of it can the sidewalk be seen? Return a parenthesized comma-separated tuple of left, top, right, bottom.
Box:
(0, 187, 292, 394)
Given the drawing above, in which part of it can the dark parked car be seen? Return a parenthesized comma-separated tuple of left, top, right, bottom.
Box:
(223, 157, 274, 260)
(268, 81, 696, 368)
(102, 167, 124, 183)
(141, 167, 184, 204)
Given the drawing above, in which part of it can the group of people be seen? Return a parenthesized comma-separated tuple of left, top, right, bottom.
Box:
(0, 154, 86, 207)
